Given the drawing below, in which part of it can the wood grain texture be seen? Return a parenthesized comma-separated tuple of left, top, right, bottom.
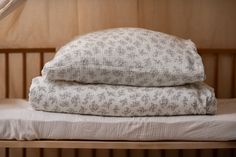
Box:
(9, 54, 23, 98)
(26, 148, 40, 157)
(61, 148, 76, 157)
(0, 54, 5, 98)
(78, 149, 94, 157)
(77, 0, 138, 35)
(217, 54, 234, 98)
(138, 0, 236, 48)
(9, 148, 23, 157)
(0, 0, 235, 49)
(26, 53, 41, 99)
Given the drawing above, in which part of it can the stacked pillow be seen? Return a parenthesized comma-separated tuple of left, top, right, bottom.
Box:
(29, 27, 216, 116)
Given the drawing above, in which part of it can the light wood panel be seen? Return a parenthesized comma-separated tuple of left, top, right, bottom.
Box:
(26, 53, 40, 98)
(113, 149, 127, 157)
(26, 148, 40, 157)
(138, 0, 236, 48)
(9, 148, 23, 157)
(0, 54, 5, 98)
(61, 148, 76, 157)
(0, 0, 236, 49)
(77, 0, 138, 35)
(217, 54, 234, 98)
(78, 149, 93, 157)
(9, 54, 23, 98)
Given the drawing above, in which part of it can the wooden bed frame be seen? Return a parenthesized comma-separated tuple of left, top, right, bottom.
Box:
(0, 48, 235, 157)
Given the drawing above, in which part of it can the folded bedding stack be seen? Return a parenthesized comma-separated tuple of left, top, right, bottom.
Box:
(29, 27, 217, 117)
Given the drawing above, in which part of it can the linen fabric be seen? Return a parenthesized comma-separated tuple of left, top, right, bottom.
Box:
(29, 76, 216, 117)
(42, 28, 205, 87)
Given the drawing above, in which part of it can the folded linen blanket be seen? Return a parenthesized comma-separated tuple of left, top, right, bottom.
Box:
(29, 76, 216, 117)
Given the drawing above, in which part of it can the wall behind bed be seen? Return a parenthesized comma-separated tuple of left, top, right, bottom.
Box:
(0, 0, 235, 49)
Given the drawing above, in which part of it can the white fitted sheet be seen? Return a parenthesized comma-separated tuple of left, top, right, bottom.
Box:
(0, 99, 236, 141)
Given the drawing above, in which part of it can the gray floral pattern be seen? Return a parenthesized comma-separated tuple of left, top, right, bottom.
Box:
(29, 77, 216, 117)
(42, 27, 205, 87)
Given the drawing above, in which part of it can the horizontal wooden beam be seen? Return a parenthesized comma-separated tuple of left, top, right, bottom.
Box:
(198, 49, 236, 54)
(0, 48, 235, 54)
(0, 48, 56, 53)
(0, 140, 235, 149)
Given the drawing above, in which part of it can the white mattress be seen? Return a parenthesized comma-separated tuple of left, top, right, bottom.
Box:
(0, 99, 236, 141)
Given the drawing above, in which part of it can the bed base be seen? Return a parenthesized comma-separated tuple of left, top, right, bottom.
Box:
(0, 48, 236, 157)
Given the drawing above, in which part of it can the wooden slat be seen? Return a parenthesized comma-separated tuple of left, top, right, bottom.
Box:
(147, 149, 162, 157)
(0, 54, 5, 98)
(9, 54, 23, 98)
(217, 54, 234, 98)
(5, 53, 9, 98)
(61, 149, 76, 157)
(26, 53, 41, 98)
(78, 149, 94, 157)
(0, 141, 235, 149)
(9, 148, 23, 157)
(22, 53, 27, 99)
(40, 52, 44, 72)
(200, 149, 213, 157)
(165, 149, 178, 157)
(0, 148, 6, 157)
(233, 55, 236, 98)
(112, 149, 127, 157)
(96, 149, 110, 157)
(129, 149, 145, 157)
(182, 149, 197, 157)
(215, 54, 219, 98)
(26, 148, 41, 157)
(43, 148, 59, 157)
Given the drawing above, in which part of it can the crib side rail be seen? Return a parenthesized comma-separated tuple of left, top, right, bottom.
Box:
(0, 48, 55, 99)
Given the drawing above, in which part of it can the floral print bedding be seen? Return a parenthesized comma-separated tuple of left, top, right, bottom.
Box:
(29, 76, 216, 117)
(42, 27, 205, 87)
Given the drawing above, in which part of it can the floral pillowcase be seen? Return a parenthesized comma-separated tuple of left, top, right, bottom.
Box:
(42, 27, 205, 87)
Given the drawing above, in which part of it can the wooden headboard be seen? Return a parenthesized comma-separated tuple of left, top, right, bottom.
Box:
(0, 48, 235, 99)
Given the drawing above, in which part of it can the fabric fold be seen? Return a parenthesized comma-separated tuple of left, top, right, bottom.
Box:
(29, 76, 216, 117)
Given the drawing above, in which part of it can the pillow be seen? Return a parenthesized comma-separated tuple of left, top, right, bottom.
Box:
(42, 27, 205, 87)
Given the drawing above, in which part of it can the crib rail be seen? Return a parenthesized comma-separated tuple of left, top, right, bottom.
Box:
(199, 49, 236, 97)
(0, 48, 55, 99)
